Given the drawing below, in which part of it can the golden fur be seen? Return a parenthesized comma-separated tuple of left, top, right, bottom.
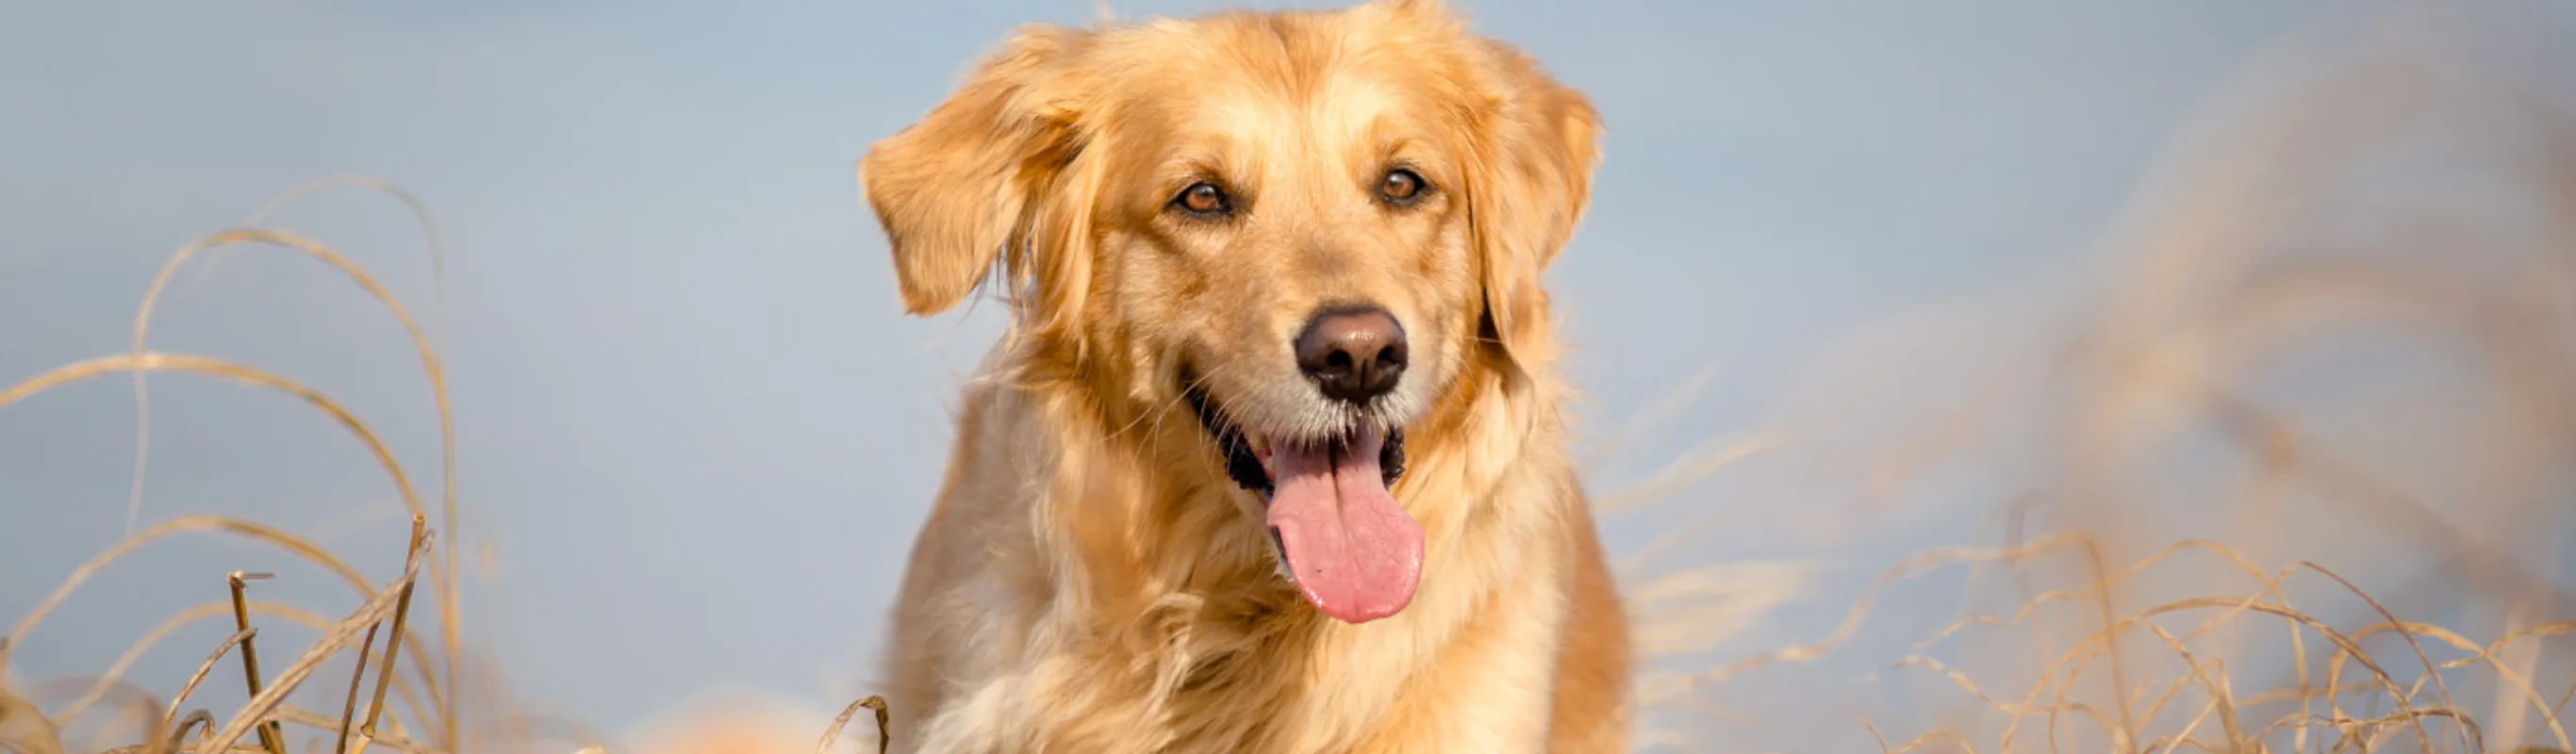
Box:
(858, 1, 1628, 750)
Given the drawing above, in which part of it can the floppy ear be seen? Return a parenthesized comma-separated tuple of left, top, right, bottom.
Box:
(860, 27, 1087, 317)
(1468, 40, 1601, 376)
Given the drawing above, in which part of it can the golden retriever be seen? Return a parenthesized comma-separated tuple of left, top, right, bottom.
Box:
(858, 0, 1627, 750)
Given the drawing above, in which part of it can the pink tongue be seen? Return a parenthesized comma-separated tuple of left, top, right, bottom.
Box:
(1264, 431, 1423, 624)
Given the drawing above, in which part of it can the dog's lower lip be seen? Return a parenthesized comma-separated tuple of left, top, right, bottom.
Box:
(1182, 372, 1275, 495)
(1180, 369, 1406, 494)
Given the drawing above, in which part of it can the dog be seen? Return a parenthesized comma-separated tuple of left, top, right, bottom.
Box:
(858, 0, 1627, 750)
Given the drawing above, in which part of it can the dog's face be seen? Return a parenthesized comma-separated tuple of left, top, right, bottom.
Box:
(863, 0, 1597, 624)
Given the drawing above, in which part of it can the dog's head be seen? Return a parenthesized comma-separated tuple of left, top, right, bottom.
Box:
(861, 0, 1598, 624)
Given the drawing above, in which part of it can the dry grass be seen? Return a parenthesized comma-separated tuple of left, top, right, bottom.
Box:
(4, 4, 2571, 754)
(0, 175, 900, 754)
(1614, 3, 2576, 751)
(1, 178, 474, 754)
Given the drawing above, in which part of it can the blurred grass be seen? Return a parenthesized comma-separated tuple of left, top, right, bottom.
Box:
(1615, 2, 2576, 750)
(1, 180, 473, 754)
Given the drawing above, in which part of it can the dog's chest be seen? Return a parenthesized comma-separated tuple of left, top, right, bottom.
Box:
(1145, 626, 1407, 753)
(1125, 595, 1545, 754)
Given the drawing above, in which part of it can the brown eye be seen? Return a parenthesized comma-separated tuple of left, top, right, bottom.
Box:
(1379, 169, 1426, 205)
(1173, 182, 1230, 217)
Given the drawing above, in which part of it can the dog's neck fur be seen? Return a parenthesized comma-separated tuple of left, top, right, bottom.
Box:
(962, 326, 1574, 750)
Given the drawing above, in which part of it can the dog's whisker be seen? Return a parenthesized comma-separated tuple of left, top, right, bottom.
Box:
(1133, 382, 1201, 448)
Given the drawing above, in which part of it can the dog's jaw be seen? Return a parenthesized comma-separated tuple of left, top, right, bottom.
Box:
(1181, 378, 1407, 497)
(1181, 369, 1421, 623)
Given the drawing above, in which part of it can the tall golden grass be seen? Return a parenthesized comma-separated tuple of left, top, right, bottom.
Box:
(0, 172, 521, 754)
(1617, 4, 2576, 751)
(2, 4, 2570, 753)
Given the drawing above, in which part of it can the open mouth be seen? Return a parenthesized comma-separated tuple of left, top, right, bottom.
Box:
(1182, 372, 1422, 624)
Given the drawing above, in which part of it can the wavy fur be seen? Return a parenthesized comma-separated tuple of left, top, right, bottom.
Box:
(860, 2, 1629, 750)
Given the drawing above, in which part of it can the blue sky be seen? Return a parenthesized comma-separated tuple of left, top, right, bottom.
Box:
(7, 1, 2568, 750)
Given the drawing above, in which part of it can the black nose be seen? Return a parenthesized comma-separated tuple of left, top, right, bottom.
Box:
(1296, 305, 1408, 405)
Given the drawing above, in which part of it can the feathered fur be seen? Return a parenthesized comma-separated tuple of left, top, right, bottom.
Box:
(859, 2, 1629, 750)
